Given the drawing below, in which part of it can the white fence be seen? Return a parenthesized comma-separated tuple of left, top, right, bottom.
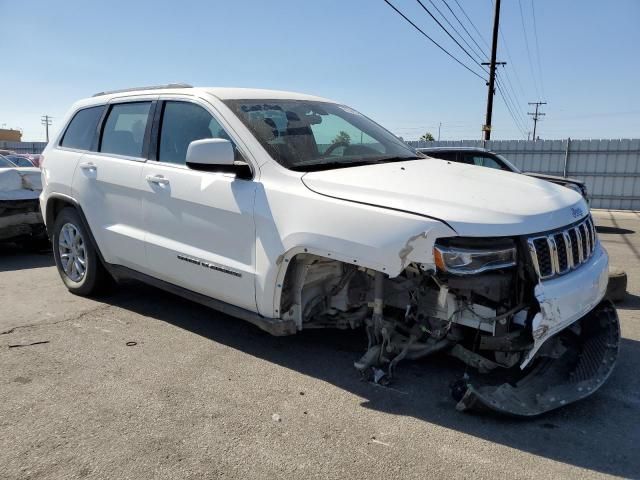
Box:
(408, 139, 640, 210)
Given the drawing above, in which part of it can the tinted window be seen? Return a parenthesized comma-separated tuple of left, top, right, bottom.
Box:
(0, 156, 15, 168)
(60, 106, 105, 151)
(6, 155, 34, 167)
(425, 151, 457, 161)
(158, 101, 233, 165)
(100, 102, 151, 158)
(469, 154, 506, 170)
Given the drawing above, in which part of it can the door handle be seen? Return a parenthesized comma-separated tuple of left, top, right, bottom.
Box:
(146, 174, 170, 186)
(79, 162, 96, 171)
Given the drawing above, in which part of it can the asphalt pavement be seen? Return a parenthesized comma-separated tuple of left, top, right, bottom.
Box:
(1, 209, 639, 479)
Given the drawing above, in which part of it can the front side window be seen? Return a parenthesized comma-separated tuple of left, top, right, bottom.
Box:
(469, 154, 506, 170)
(100, 102, 152, 158)
(224, 100, 418, 171)
(158, 101, 234, 165)
(60, 105, 105, 151)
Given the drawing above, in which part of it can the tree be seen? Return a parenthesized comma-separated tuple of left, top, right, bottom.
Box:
(420, 132, 435, 142)
(332, 131, 351, 145)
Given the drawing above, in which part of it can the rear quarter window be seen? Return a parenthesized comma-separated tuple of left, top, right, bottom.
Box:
(60, 105, 105, 151)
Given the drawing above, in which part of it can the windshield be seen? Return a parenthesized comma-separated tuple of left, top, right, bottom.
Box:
(6, 155, 32, 167)
(0, 155, 16, 168)
(224, 99, 419, 171)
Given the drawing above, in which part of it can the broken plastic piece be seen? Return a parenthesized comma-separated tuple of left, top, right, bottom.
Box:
(455, 301, 619, 417)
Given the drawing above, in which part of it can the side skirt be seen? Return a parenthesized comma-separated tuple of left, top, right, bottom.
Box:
(106, 264, 297, 337)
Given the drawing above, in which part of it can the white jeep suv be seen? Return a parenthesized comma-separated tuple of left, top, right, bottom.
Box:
(41, 84, 619, 416)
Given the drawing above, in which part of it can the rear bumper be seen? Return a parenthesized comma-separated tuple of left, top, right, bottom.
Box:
(456, 300, 619, 416)
(0, 199, 45, 241)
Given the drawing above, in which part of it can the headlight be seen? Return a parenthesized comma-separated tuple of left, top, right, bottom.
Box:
(433, 245, 517, 275)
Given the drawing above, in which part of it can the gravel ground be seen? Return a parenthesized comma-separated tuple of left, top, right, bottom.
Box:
(1, 209, 639, 480)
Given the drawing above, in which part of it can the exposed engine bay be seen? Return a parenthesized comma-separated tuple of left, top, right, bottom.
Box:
(279, 235, 620, 416)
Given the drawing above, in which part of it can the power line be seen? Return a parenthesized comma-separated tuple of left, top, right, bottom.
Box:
(495, 74, 528, 136)
(496, 73, 528, 133)
(488, 0, 528, 108)
(529, 0, 545, 97)
(497, 69, 528, 126)
(415, 0, 489, 72)
(497, 84, 527, 138)
(426, 0, 485, 63)
(518, 0, 541, 99)
(452, 0, 491, 50)
(440, 0, 489, 59)
(382, 0, 488, 81)
(442, 0, 526, 138)
(498, 28, 527, 99)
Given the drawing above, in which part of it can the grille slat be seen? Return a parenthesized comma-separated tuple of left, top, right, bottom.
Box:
(528, 216, 597, 280)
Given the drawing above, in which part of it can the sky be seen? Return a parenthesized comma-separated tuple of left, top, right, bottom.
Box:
(1, 0, 639, 142)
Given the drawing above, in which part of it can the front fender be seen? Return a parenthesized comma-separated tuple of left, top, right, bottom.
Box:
(253, 174, 456, 317)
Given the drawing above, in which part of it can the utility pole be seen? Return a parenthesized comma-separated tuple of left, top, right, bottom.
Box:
(527, 102, 546, 141)
(437, 122, 441, 141)
(482, 0, 502, 141)
(41, 115, 53, 143)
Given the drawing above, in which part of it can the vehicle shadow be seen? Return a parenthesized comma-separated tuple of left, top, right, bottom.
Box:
(618, 292, 640, 310)
(105, 280, 640, 478)
(596, 225, 636, 235)
(0, 243, 54, 272)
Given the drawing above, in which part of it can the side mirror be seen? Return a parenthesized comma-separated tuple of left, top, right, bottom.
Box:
(186, 138, 235, 168)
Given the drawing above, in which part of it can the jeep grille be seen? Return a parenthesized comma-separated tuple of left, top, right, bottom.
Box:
(527, 216, 597, 280)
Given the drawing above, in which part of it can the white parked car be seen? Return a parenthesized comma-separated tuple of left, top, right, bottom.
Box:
(0, 155, 47, 245)
(40, 85, 619, 416)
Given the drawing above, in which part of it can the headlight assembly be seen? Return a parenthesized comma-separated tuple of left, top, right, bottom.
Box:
(433, 245, 517, 275)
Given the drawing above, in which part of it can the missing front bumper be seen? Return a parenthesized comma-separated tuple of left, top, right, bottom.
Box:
(456, 300, 620, 417)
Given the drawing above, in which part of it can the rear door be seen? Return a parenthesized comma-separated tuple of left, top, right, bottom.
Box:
(141, 97, 257, 310)
(72, 97, 156, 271)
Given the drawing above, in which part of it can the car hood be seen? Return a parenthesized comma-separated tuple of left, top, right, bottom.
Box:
(0, 167, 42, 200)
(524, 172, 585, 186)
(301, 159, 588, 236)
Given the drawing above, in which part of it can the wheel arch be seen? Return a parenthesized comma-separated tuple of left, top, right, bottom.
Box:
(45, 193, 108, 267)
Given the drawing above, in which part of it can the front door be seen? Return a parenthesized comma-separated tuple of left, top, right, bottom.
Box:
(141, 99, 257, 311)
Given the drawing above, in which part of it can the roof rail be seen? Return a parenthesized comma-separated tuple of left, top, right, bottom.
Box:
(92, 83, 194, 97)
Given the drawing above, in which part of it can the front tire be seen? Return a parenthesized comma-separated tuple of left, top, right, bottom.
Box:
(52, 207, 111, 295)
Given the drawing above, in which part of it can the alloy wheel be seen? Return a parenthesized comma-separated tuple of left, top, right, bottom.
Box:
(58, 222, 87, 282)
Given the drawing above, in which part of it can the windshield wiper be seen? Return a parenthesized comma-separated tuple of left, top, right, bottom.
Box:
(290, 159, 380, 172)
(371, 156, 422, 164)
(290, 156, 422, 172)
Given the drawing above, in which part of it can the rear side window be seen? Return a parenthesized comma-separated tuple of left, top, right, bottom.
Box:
(60, 106, 105, 151)
(100, 102, 152, 158)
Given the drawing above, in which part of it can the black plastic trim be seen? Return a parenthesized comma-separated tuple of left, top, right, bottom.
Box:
(47, 194, 295, 336)
(106, 264, 297, 336)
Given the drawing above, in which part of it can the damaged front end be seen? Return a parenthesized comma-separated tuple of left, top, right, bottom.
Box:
(279, 215, 619, 417)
